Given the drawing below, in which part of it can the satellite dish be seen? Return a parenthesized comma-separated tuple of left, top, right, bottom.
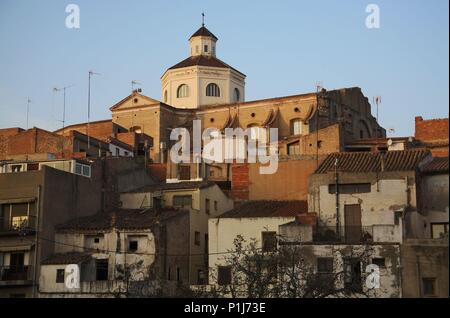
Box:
(387, 139, 393, 146)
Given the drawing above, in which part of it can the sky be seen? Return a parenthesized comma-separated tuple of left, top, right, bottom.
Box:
(0, 0, 448, 136)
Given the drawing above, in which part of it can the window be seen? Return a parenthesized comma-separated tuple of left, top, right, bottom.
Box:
(124, 151, 129, 156)
(56, 269, 65, 283)
(205, 199, 210, 215)
(11, 165, 22, 172)
(94, 237, 100, 244)
(317, 257, 334, 273)
(372, 258, 386, 268)
(194, 231, 201, 246)
(431, 223, 449, 239)
(27, 163, 39, 171)
(173, 195, 192, 208)
(197, 270, 206, 285)
(206, 83, 220, 97)
(95, 259, 108, 281)
(290, 119, 302, 135)
(177, 84, 189, 98)
(344, 258, 362, 292)
(179, 165, 191, 180)
(328, 183, 371, 194)
(204, 45, 208, 53)
(234, 88, 240, 102)
(214, 200, 218, 211)
(287, 141, 300, 155)
(422, 278, 436, 297)
(262, 231, 277, 252)
(218, 266, 232, 285)
(128, 240, 138, 252)
(394, 211, 402, 226)
(115, 148, 120, 156)
(176, 267, 181, 282)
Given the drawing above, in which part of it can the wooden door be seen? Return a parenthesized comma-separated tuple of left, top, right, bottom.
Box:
(344, 204, 362, 243)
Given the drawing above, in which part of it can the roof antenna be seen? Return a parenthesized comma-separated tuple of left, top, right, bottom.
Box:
(202, 12, 205, 27)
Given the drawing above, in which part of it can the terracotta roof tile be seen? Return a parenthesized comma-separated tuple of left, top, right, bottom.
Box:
(55, 208, 188, 232)
(219, 200, 308, 218)
(189, 26, 218, 40)
(315, 149, 431, 174)
(41, 252, 92, 265)
(167, 55, 245, 76)
(421, 157, 449, 174)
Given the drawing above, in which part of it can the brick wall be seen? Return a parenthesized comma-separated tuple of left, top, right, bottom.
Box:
(415, 116, 449, 142)
(231, 164, 250, 201)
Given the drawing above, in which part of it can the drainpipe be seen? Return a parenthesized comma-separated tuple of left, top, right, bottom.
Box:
(32, 185, 41, 298)
(335, 158, 340, 238)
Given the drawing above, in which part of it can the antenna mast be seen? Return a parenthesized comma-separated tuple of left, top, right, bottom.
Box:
(88, 70, 100, 150)
(26, 98, 32, 129)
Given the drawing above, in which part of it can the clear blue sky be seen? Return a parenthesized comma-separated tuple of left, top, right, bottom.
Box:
(0, 0, 448, 136)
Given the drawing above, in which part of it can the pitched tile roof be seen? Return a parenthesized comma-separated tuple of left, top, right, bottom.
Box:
(41, 252, 93, 265)
(421, 157, 449, 174)
(315, 150, 431, 174)
(55, 208, 188, 232)
(167, 55, 245, 76)
(189, 26, 218, 40)
(218, 200, 308, 218)
(128, 180, 216, 193)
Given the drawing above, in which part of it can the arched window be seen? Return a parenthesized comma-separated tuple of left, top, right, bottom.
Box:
(177, 84, 189, 98)
(290, 119, 302, 135)
(247, 124, 266, 142)
(233, 88, 240, 102)
(206, 83, 220, 97)
(164, 90, 168, 103)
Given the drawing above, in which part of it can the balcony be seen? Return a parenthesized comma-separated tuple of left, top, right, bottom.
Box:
(0, 265, 33, 286)
(313, 225, 401, 244)
(0, 216, 36, 235)
(313, 226, 374, 244)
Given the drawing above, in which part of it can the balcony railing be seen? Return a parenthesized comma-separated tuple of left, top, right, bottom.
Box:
(313, 226, 374, 244)
(0, 216, 36, 234)
(0, 265, 33, 281)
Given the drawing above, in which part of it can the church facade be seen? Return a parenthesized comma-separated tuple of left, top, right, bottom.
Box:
(62, 24, 386, 165)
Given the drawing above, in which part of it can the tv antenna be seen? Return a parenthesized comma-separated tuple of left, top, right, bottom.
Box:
(53, 84, 75, 135)
(26, 98, 32, 129)
(87, 70, 100, 149)
(131, 80, 141, 92)
(373, 96, 381, 123)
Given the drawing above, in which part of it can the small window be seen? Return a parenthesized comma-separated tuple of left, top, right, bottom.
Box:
(317, 257, 334, 273)
(173, 195, 192, 208)
(372, 258, 386, 268)
(82, 165, 90, 177)
(115, 148, 120, 156)
(233, 88, 240, 102)
(218, 266, 232, 286)
(214, 200, 218, 211)
(11, 165, 22, 172)
(262, 231, 277, 252)
(290, 119, 302, 135)
(27, 163, 39, 171)
(431, 223, 449, 239)
(179, 165, 191, 180)
(206, 83, 220, 97)
(194, 231, 201, 246)
(422, 278, 436, 297)
(177, 84, 189, 98)
(197, 269, 206, 285)
(129, 240, 138, 252)
(94, 237, 100, 244)
(176, 267, 181, 282)
(56, 269, 65, 283)
(75, 163, 82, 175)
(205, 199, 210, 215)
(204, 45, 208, 53)
(95, 259, 109, 281)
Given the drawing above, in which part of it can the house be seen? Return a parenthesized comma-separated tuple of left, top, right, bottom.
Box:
(0, 162, 103, 298)
(308, 149, 433, 243)
(208, 200, 308, 286)
(414, 116, 449, 157)
(418, 156, 449, 239)
(120, 180, 234, 285)
(39, 208, 189, 297)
